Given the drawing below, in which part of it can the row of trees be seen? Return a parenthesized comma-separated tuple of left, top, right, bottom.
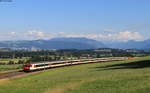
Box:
(0, 48, 149, 65)
(0, 49, 148, 59)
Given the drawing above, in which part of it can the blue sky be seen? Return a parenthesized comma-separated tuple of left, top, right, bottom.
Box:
(0, 0, 150, 42)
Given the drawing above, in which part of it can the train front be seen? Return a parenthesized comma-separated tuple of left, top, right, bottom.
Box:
(23, 64, 32, 72)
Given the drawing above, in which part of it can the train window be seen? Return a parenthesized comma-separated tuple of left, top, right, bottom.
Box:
(24, 65, 32, 67)
(35, 64, 49, 67)
(52, 62, 65, 65)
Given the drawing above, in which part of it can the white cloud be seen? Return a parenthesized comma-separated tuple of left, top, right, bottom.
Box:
(27, 30, 44, 37)
(0, 30, 144, 42)
(10, 32, 16, 35)
(116, 31, 143, 42)
(55, 31, 143, 42)
(23, 30, 54, 40)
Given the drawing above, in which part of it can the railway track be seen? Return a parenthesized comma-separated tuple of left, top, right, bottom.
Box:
(0, 71, 25, 79)
(0, 57, 129, 79)
(0, 70, 48, 79)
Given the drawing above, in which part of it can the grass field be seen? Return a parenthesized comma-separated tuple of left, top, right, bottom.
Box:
(0, 56, 150, 93)
(0, 64, 22, 74)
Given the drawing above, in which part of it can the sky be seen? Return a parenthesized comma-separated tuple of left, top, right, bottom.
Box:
(0, 0, 150, 42)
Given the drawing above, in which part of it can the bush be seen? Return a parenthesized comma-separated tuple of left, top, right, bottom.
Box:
(18, 60, 24, 64)
(8, 60, 15, 65)
(0, 62, 6, 65)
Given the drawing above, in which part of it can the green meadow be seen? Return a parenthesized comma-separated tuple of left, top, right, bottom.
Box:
(0, 56, 150, 93)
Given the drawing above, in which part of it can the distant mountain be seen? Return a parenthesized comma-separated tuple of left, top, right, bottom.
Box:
(0, 37, 150, 50)
(0, 38, 106, 49)
(105, 39, 150, 50)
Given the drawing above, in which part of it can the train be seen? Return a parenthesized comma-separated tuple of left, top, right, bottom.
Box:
(23, 57, 133, 72)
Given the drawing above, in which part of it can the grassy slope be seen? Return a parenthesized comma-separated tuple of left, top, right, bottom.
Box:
(0, 56, 150, 93)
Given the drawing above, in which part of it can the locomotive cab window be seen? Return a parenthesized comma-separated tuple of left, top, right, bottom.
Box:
(24, 65, 32, 67)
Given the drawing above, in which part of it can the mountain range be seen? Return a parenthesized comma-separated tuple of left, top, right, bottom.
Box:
(0, 38, 106, 50)
(0, 37, 149, 50)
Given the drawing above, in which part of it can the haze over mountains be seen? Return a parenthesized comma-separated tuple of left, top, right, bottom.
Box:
(105, 39, 150, 50)
(0, 37, 149, 50)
